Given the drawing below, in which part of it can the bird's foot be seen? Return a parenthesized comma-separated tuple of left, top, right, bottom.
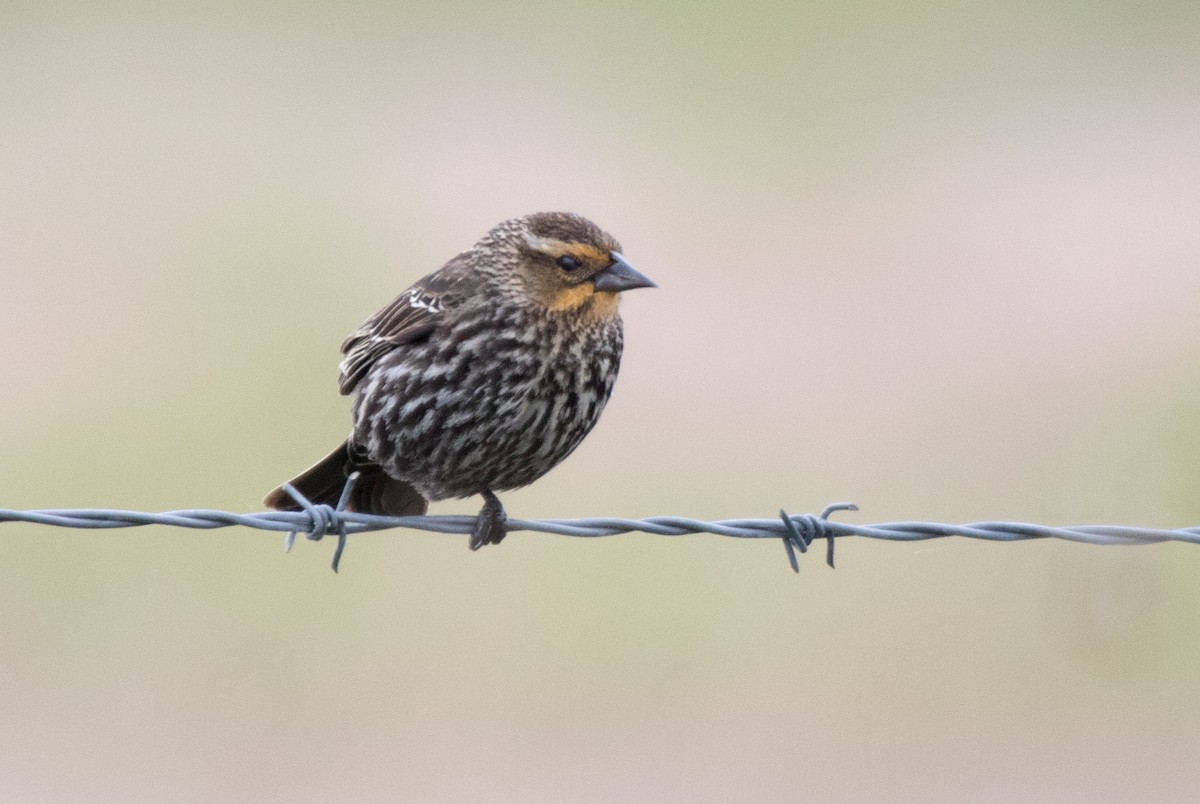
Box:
(469, 490, 507, 550)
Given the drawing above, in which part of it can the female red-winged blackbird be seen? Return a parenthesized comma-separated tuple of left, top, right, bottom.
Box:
(264, 212, 655, 549)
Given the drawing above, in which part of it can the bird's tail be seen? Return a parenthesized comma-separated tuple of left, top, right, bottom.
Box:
(263, 441, 428, 517)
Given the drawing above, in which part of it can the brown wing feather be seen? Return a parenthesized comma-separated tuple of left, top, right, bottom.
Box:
(337, 255, 475, 395)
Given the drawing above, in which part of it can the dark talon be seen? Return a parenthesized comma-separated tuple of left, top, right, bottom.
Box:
(469, 490, 507, 550)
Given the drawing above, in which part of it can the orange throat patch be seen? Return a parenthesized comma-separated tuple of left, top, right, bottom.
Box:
(549, 285, 620, 320)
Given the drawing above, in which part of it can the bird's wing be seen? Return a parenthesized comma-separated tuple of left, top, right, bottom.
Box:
(337, 256, 473, 395)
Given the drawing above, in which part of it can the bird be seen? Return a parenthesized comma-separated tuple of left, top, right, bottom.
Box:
(263, 211, 655, 550)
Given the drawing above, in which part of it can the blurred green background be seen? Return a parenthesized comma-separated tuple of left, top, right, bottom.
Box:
(3, 2, 1199, 801)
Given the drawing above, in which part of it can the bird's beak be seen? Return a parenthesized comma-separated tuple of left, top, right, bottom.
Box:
(592, 252, 657, 293)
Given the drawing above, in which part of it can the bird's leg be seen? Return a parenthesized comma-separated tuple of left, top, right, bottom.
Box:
(469, 490, 508, 550)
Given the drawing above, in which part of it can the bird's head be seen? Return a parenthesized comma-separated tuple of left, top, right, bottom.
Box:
(481, 212, 656, 318)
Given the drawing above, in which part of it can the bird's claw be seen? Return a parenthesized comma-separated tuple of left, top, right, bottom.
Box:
(469, 490, 508, 550)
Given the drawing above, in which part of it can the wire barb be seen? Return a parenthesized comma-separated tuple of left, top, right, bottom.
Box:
(778, 503, 859, 573)
(779, 509, 809, 573)
(819, 503, 858, 568)
(279, 473, 361, 572)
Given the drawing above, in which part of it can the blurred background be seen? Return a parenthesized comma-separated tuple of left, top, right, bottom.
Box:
(2, 2, 1199, 801)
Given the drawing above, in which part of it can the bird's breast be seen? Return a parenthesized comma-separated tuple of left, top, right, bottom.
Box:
(353, 304, 624, 499)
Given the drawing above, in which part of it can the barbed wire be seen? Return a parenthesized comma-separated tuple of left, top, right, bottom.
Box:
(2, 473, 1197, 573)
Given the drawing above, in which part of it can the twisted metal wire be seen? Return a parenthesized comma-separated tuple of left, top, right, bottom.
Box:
(2, 473, 1197, 572)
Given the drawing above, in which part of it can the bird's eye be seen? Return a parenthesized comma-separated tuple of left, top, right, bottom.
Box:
(556, 254, 582, 272)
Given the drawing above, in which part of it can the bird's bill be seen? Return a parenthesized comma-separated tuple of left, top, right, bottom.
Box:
(592, 252, 657, 293)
